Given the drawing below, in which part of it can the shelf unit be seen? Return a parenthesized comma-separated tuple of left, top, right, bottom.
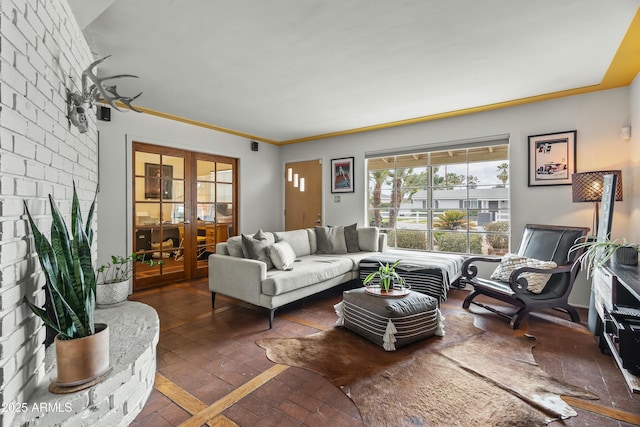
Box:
(592, 263, 640, 393)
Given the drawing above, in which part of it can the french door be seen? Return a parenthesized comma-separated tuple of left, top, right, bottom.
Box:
(132, 142, 238, 290)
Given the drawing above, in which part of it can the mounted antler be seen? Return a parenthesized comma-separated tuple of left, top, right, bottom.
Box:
(67, 55, 142, 133)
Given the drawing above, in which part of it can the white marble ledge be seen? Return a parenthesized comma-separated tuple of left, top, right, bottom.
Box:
(15, 302, 159, 427)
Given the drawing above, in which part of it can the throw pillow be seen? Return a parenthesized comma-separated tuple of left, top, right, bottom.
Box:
(242, 233, 274, 269)
(490, 253, 557, 293)
(357, 227, 379, 252)
(315, 226, 347, 254)
(253, 229, 269, 241)
(344, 223, 360, 253)
(226, 236, 244, 257)
(269, 241, 297, 270)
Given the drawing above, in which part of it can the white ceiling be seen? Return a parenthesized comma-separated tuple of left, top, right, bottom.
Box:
(69, 0, 639, 143)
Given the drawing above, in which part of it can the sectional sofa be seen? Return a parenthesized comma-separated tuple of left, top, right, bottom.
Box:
(208, 226, 387, 327)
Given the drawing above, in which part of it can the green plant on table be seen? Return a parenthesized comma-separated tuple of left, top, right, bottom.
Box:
(363, 260, 406, 291)
(96, 253, 162, 284)
(569, 236, 640, 278)
(23, 183, 97, 340)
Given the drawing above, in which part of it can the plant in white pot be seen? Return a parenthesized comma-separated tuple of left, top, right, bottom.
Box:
(96, 253, 161, 307)
(23, 183, 110, 389)
(570, 236, 640, 278)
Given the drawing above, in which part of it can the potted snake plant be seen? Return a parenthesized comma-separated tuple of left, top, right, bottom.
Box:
(23, 183, 110, 388)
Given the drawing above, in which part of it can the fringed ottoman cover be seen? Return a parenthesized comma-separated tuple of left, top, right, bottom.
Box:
(335, 287, 443, 351)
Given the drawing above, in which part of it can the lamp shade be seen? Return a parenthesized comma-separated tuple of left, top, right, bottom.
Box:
(571, 170, 623, 202)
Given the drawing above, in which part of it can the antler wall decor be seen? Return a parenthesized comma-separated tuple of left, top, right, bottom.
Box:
(67, 55, 142, 133)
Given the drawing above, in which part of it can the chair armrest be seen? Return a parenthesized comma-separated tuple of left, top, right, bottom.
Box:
(461, 256, 501, 280)
(507, 263, 574, 295)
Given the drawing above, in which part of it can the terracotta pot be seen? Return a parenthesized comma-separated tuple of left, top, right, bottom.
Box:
(55, 323, 110, 387)
(96, 279, 130, 307)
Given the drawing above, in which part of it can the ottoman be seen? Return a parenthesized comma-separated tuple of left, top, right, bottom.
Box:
(335, 287, 444, 351)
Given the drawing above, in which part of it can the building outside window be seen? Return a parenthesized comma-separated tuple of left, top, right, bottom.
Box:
(366, 141, 509, 255)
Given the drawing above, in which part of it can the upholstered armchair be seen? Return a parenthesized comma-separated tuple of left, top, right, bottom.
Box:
(461, 224, 590, 329)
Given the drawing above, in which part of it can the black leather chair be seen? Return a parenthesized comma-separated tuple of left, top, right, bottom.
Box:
(461, 224, 590, 329)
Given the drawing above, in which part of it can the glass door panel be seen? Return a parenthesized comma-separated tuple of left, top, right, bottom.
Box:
(133, 145, 186, 290)
(196, 160, 217, 270)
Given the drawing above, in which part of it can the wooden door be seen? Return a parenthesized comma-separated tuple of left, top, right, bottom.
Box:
(285, 160, 322, 230)
(132, 143, 238, 290)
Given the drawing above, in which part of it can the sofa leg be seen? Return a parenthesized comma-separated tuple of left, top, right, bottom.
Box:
(268, 309, 276, 329)
(211, 292, 216, 308)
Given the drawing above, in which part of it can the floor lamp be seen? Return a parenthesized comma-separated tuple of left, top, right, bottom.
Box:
(571, 170, 623, 236)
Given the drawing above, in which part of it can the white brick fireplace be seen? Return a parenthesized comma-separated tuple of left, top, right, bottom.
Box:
(0, 2, 154, 426)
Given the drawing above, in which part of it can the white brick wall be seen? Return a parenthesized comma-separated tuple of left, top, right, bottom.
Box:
(0, 1, 98, 426)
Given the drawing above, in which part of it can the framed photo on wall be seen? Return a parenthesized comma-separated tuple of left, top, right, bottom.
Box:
(331, 157, 354, 193)
(528, 130, 576, 186)
(145, 163, 173, 199)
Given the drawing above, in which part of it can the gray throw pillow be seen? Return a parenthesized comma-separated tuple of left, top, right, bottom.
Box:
(344, 223, 360, 253)
(315, 226, 347, 254)
(253, 229, 269, 241)
(242, 233, 274, 269)
(226, 236, 244, 257)
(357, 227, 379, 252)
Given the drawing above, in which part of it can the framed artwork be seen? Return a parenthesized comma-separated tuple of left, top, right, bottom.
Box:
(145, 163, 173, 199)
(331, 157, 354, 193)
(528, 130, 576, 186)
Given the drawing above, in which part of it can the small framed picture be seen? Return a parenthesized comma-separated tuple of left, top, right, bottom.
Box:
(144, 163, 173, 199)
(528, 130, 576, 186)
(331, 157, 354, 193)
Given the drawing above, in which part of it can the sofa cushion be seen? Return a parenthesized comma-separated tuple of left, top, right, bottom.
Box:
(358, 227, 379, 252)
(307, 228, 317, 254)
(490, 253, 557, 293)
(242, 233, 274, 270)
(269, 241, 297, 270)
(315, 226, 347, 254)
(262, 256, 352, 296)
(274, 229, 311, 257)
(344, 223, 360, 253)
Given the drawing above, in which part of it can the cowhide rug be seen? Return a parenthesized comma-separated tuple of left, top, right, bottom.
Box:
(256, 313, 598, 427)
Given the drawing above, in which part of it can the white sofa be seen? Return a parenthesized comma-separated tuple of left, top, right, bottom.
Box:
(208, 226, 387, 328)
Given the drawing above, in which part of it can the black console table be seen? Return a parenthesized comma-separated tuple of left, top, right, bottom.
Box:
(592, 263, 640, 393)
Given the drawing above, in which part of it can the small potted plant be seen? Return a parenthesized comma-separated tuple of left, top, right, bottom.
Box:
(363, 260, 409, 296)
(96, 253, 161, 307)
(24, 183, 110, 389)
(570, 237, 639, 278)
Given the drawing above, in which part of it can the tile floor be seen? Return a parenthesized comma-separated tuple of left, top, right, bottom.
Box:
(129, 279, 639, 426)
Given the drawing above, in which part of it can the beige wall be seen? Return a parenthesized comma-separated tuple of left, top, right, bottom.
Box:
(628, 72, 640, 243)
(280, 87, 633, 307)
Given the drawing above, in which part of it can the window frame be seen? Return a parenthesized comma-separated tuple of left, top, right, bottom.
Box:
(366, 141, 510, 255)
